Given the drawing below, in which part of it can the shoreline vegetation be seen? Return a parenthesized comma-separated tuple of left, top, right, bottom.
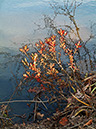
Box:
(1, 29, 96, 128)
(0, 0, 96, 129)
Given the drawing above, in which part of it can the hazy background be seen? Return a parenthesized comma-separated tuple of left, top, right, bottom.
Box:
(0, 0, 96, 48)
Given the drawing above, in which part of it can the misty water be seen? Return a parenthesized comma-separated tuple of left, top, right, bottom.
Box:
(0, 0, 96, 122)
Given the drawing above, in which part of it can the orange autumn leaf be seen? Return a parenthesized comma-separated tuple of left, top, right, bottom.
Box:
(51, 35, 56, 40)
(19, 48, 24, 52)
(83, 119, 93, 127)
(26, 71, 30, 76)
(39, 40, 43, 45)
(23, 45, 29, 52)
(35, 43, 39, 47)
(23, 74, 28, 78)
(37, 112, 44, 118)
(47, 118, 51, 121)
(23, 45, 27, 50)
(75, 41, 81, 48)
(23, 122, 26, 126)
(22, 58, 29, 66)
(27, 103, 31, 107)
(59, 117, 68, 126)
(38, 49, 43, 54)
(58, 28, 65, 36)
(19, 45, 29, 53)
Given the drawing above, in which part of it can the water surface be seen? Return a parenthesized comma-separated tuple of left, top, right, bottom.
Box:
(0, 0, 96, 122)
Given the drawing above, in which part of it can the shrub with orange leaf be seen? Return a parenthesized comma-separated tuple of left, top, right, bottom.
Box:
(19, 29, 82, 115)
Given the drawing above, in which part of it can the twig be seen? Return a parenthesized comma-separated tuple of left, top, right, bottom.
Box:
(37, 97, 48, 110)
(0, 100, 49, 104)
(86, 125, 95, 129)
(1, 78, 24, 116)
(84, 74, 96, 81)
(0, 117, 11, 120)
(34, 98, 38, 121)
(66, 123, 82, 129)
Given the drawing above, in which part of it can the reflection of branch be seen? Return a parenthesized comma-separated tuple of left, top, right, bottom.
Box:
(1, 73, 25, 116)
(33, 13, 58, 35)
(50, 0, 82, 40)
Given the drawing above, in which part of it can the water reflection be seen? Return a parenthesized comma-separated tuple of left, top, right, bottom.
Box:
(0, 0, 96, 122)
(0, 0, 96, 47)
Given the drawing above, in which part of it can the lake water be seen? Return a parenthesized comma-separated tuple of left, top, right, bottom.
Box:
(0, 0, 96, 123)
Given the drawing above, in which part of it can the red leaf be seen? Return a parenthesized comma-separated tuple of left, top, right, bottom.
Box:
(28, 88, 33, 93)
(78, 45, 82, 48)
(36, 78, 40, 82)
(28, 88, 37, 93)
(41, 84, 45, 91)
(59, 117, 68, 126)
